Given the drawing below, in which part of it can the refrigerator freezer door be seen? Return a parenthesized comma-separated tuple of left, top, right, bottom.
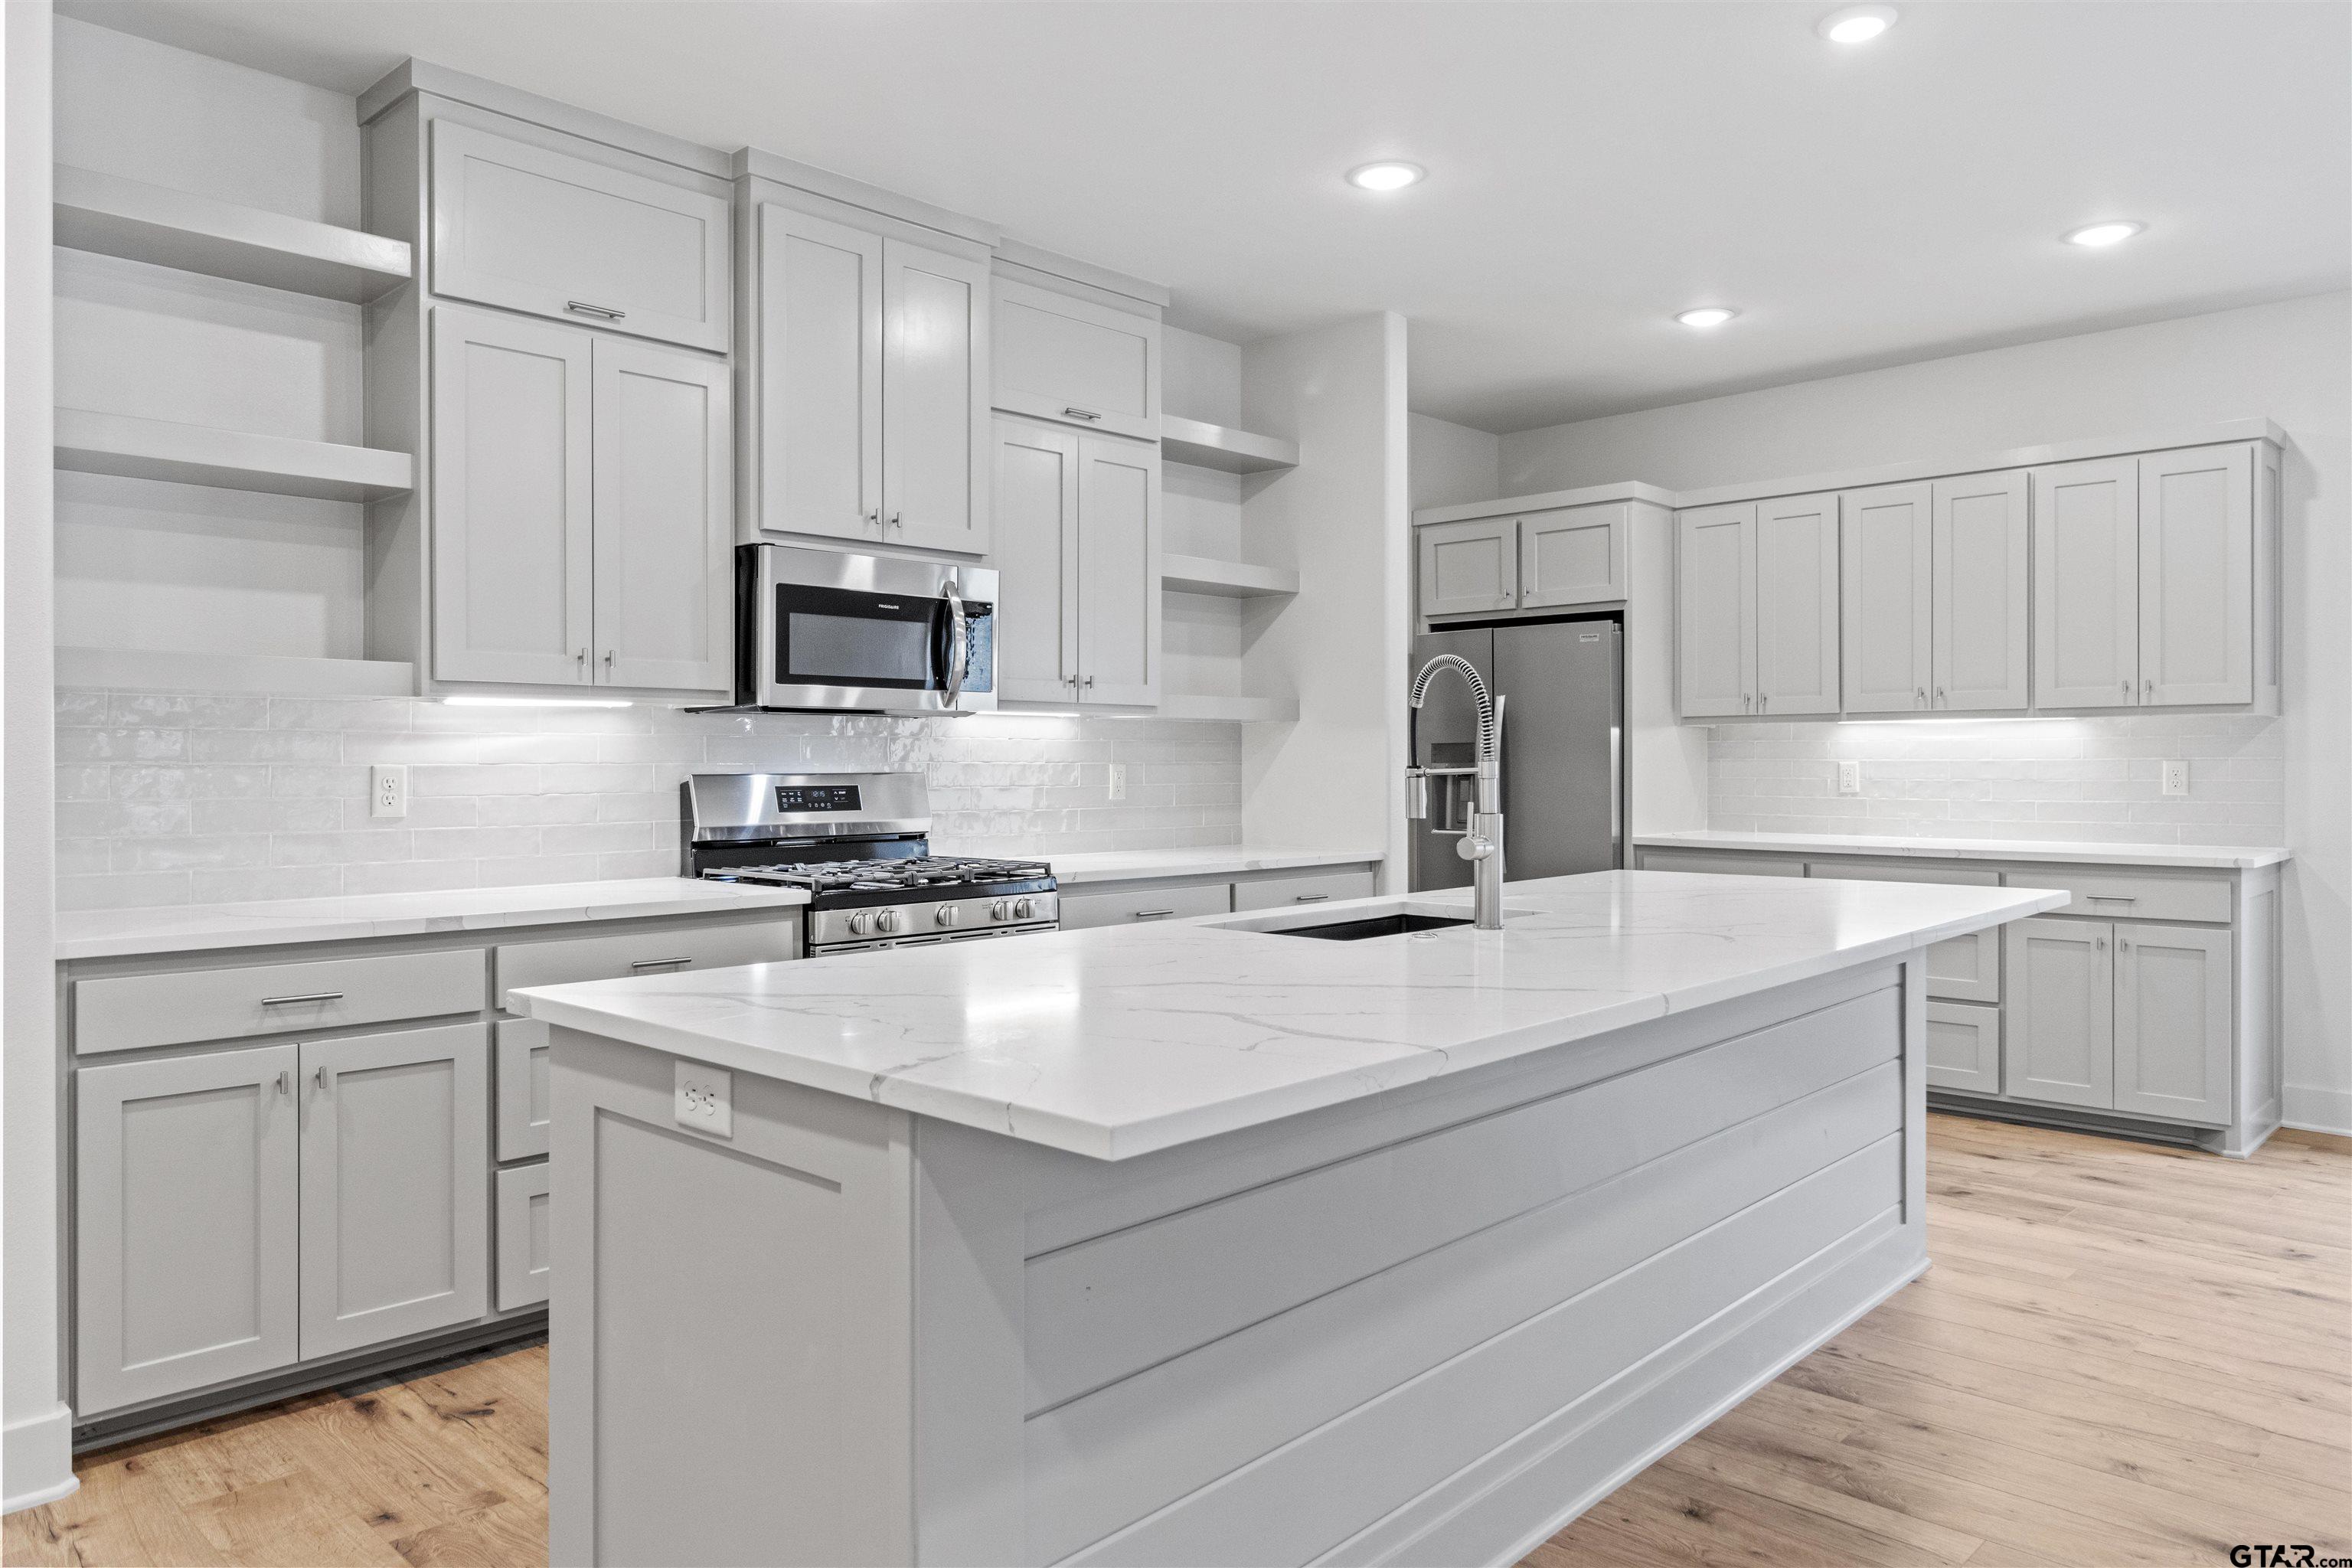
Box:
(1494, 619, 1624, 878)
(1407, 628, 1492, 892)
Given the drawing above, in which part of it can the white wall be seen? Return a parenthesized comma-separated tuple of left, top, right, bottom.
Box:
(1498, 292, 2352, 1133)
(1407, 411, 1500, 511)
(1240, 315, 1410, 874)
(5, 0, 75, 1515)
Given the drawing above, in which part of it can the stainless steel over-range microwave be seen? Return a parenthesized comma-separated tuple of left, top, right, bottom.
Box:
(735, 544, 997, 715)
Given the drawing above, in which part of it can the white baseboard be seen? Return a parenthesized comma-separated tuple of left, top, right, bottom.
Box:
(2, 1403, 78, 1514)
(2282, 1084, 2352, 1139)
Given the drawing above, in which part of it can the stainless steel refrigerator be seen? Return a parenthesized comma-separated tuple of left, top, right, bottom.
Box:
(1409, 616, 1625, 890)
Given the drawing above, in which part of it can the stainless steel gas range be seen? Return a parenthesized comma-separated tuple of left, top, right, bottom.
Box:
(683, 772, 1057, 956)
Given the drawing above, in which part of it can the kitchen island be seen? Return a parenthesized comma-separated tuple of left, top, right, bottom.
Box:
(515, 870, 2062, 1568)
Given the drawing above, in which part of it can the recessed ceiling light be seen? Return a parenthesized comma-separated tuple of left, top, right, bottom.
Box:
(1818, 5, 1896, 42)
(2063, 220, 2145, 248)
(1676, 306, 1738, 328)
(1346, 161, 1425, 193)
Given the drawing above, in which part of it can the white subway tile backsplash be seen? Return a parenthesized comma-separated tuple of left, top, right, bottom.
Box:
(54, 690, 1246, 909)
(1707, 715, 2285, 845)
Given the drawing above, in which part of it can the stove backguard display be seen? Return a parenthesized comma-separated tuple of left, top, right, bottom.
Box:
(774, 784, 861, 814)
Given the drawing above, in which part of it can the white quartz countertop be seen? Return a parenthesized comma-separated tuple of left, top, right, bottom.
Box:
(513, 870, 2063, 1162)
(56, 877, 809, 961)
(1635, 830, 2290, 871)
(1037, 845, 1385, 885)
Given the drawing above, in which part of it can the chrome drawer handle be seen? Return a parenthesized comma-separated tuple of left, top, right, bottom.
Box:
(2086, 895, 2138, 904)
(1294, 893, 1330, 903)
(565, 300, 626, 320)
(260, 991, 343, 1007)
(1132, 909, 1176, 920)
(1063, 407, 1103, 421)
(630, 957, 693, 971)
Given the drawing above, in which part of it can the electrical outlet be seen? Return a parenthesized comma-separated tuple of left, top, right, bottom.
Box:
(369, 763, 408, 818)
(1837, 760, 1862, 796)
(674, 1060, 733, 1139)
(1108, 763, 1127, 801)
(2161, 760, 2190, 797)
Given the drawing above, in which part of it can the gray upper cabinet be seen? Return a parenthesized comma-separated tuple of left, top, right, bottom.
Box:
(2139, 444, 2254, 707)
(2032, 456, 2140, 708)
(432, 305, 596, 688)
(743, 211, 988, 554)
(1932, 470, 2030, 711)
(299, 1024, 489, 1361)
(881, 237, 991, 556)
(590, 337, 733, 691)
(433, 305, 730, 693)
(1419, 517, 1518, 617)
(2005, 916, 2115, 1109)
(1753, 492, 1840, 715)
(992, 279, 1159, 441)
(2112, 923, 2232, 1125)
(1840, 482, 1931, 714)
(75, 1044, 301, 1415)
(1675, 502, 1754, 717)
(1517, 503, 1628, 609)
(991, 416, 1158, 709)
(748, 204, 884, 545)
(430, 122, 730, 354)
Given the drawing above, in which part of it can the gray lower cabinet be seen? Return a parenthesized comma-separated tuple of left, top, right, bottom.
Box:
(2112, 923, 2233, 1124)
(496, 1162, 553, 1312)
(299, 1024, 491, 1361)
(496, 1018, 553, 1162)
(1923, 1001, 2002, 1096)
(75, 1044, 302, 1415)
(2004, 917, 2115, 1109)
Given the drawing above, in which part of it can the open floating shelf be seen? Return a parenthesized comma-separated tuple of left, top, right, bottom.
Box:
(1161, 553, 1300, 599)
(55, 408, 414, 504)
(1160, 415, 1299, 475)
(1158, 692, 1299, 724)
(55, 647, 416, 697)
(54, 165, 413, 304)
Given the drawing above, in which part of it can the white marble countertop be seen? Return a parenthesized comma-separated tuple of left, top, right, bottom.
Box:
(56, 877, 809, 961)
(1036, 844, 1385, 886)
(1634, 830, 2290, 871)
(513, 870, 2063, 1162)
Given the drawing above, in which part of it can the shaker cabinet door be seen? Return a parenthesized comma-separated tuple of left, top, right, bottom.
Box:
(430, 122, 729, 353)
(1418, 517, 1518, 617)
(1934, 470, 2030, 712)
(2112, 923, 2233, 1125)
(1675, 504, 1753, 717)
(2004, 917, 2114, 1109)
(590, 337, 733, 692)
(2138, 444, 2254, 707)
(992, 279, 1160, 440)
(1840, 482, 1931, 714)
(1924, 1001, 2003, 1097)
(752, 203, 884, 544)
(881, 237, 991, 555)
(431, 305, 595, 687)
(1753, 492, 1841, 715)
(75, 1045, 301, 1414)
(299, 1024, 488, 1361)
(993, 416, 1080, 704)
(1074, 434, 1161, 707)
(1517, 504, 1628, 609)
(2032, 457, 2139, 708)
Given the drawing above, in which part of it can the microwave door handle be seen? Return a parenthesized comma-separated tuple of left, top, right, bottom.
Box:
(942, 580, 968, 710)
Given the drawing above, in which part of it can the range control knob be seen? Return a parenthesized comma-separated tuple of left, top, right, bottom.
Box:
(1012, 897, 1034, 920)
(989, 899, 1011, 921)
(846, 911, 871, 936)
(935, 905, 962, 929)
(876, 909, 901, 935)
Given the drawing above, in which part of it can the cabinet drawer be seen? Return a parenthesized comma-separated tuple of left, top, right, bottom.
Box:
(1057, 882, 1232, 931)
(992, 279, 1159, 440)
(496, 1018, 552, 1162)
(1232, 869, 1377, 913)
(74, 947, 485, 1057)
(1637, 850, 1804, 877)
(2005, 867, 2232, 924)
(495, 918, 799, 1009)
(495, 1161, 552, 1312)
(430, 122, 730, 352)
(1924, 1001, 2002, 1097)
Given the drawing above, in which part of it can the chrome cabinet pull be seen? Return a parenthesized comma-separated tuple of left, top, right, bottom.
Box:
(1916, 686, 1927, 707)
(313, 1067, 327, 1090)
(629, 956, 693, 971)
(261, 991, 342, 1007)
(565, 300, 626, 320)
(2122, 680, 2132, 697)
(1293, 893, 1329, 903)
(2086, 894, 2138, 904)
(1082, 675, 1095, 690)
(576, 648, 588, 668)
(1133, 909, 1176, 920)
(2094, 936, 2105, 951)
(1063, 407, 1102, 421)
(276, 1070, 290, 1097)
(1758, 694, 1768, 712)
(864, 508, 880, 528)
(2144, 678, 2154, 701)
(603, 650, 616, 671)
(1936, 686, 1947, 705)
(887, 511, 903, 531)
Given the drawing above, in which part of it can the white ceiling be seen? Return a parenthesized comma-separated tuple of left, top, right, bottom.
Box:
(61, 0, 2352, 433)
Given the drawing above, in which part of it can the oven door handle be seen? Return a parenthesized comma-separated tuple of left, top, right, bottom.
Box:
(942, 580, 969, 710)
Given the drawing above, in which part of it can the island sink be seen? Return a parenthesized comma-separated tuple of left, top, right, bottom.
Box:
(1264, 910, 1474, 940)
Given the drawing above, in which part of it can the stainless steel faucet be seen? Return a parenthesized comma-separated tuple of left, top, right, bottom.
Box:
(1405, 653, 1505, 929)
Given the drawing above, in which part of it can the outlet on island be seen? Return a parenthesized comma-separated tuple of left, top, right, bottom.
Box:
(674, 1060, 733, 1138)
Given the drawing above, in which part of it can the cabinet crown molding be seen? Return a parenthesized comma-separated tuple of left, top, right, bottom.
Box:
(733, 145, 1000, 249)
(359, 59, 731, 180)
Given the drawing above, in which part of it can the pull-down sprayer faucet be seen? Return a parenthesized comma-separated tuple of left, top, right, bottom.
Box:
(1405, 654, 1504, 929)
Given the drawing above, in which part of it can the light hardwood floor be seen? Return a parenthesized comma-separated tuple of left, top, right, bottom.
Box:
(8, 1114, 2348, 1567)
